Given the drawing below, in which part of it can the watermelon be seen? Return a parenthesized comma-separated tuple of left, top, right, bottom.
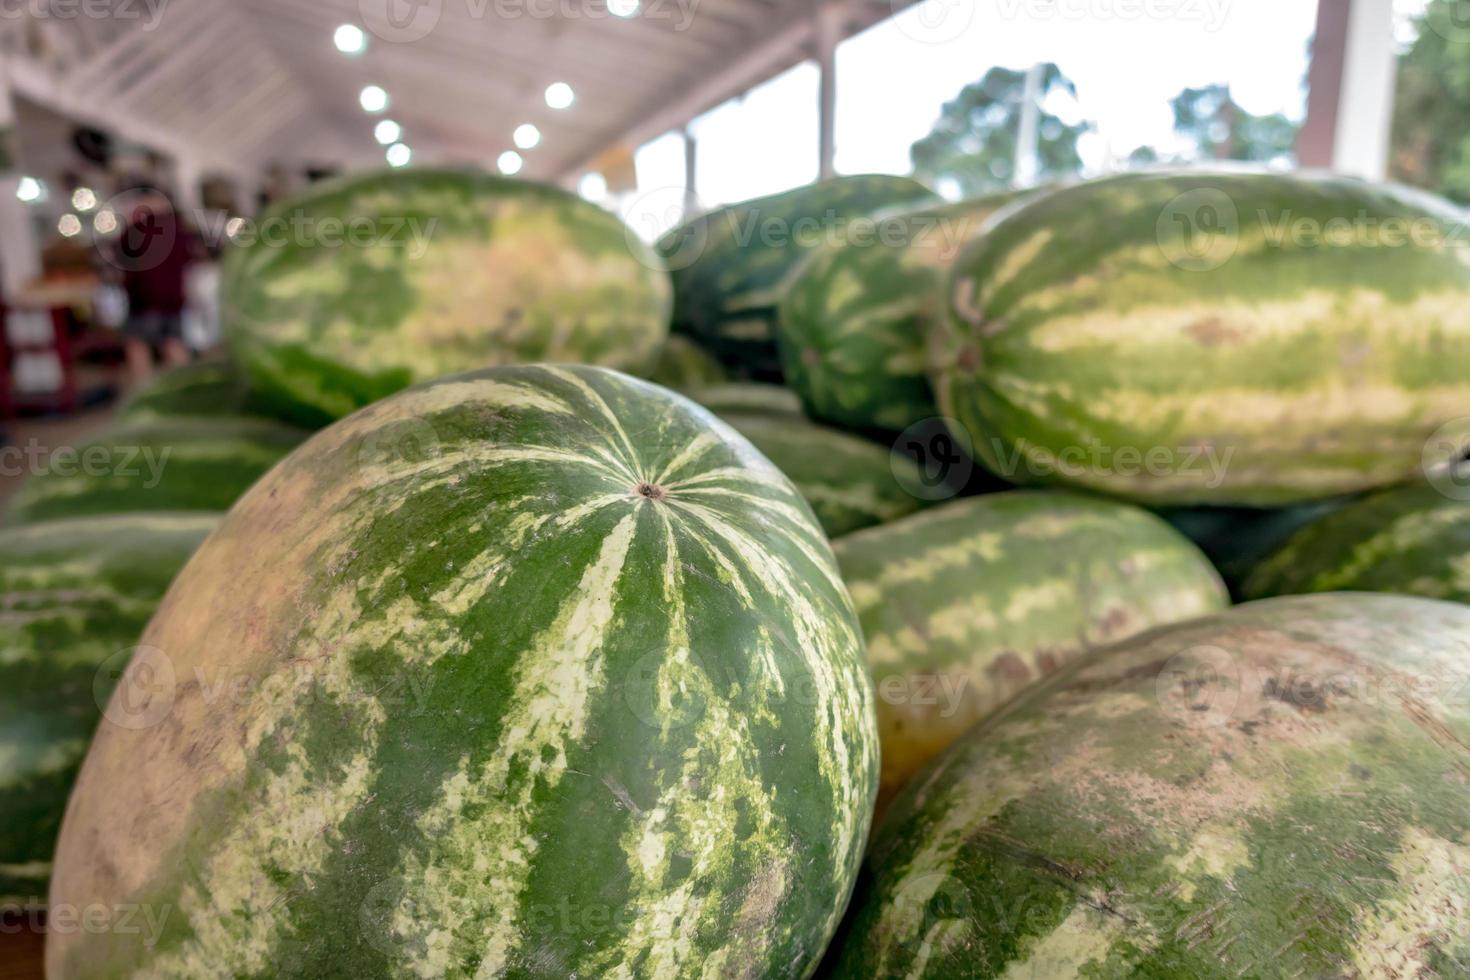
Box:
(933, 171, 1470, 505)
(1160, 497, 1354, 597)
(116, 359, 274, 425)
(714, 412, 926, 538)
(5, 417, 307, 526)
(658, 175, 936, 380)
(222, 168, 672, 425)
(0, 514, 217, 905)
(833, 490, 1227, 806)
(685, 381, 804, 418)
(48, 365, 877, 978)
(778, 192, 1026, 434)
(829, 593, 1470, 977)
(1243, 482, 1470, 602)
(642, 335, 727, 389)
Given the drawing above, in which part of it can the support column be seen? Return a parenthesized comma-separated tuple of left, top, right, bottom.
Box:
(1014, 62, 1044, 188)
(1299, 0, 1397, 180)
(814, 1, 839, 180)
(682, 128, 699, 219)
(0, 74, 40, 300)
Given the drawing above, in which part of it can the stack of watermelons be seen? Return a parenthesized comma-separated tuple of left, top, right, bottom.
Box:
(10, 164, 1470, 978)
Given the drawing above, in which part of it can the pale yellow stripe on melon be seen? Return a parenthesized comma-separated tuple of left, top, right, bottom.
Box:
(1163, 825, 1251, 903)
(998, 903, 1132, 978)
(662, 499, 868, 910)
(595, 508, 790, 975)
(842, 532, 1005, 613)
(540, 366, 643, 471)
(0, 860, 50, 877)
(978, 228, 1054, 310)
(663, 465, 788, 493)
(1351, 827, 1470, 977)
(385, 511, 639, 979)
(654, 431, 723, 485)
(0, 737, 85, 783)
(358, 444, 630, 495)
(502, 493, 625, 552)
(0, 513, 218, 543)
(1295, 505, 1468, 591)
(670, 484, 825, 529)
(1024, 290, 1470, 352)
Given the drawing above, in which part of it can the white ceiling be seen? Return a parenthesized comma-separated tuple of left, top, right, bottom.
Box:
(0, 0, 913, 184)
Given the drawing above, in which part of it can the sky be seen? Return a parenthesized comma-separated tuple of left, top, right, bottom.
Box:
(623, 0, 1431, 236)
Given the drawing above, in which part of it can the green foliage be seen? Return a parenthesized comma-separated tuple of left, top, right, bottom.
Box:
(1169, 84, 1299, 164)
(1391, 0, 1470, 203)
(909, 64, 1089, 197)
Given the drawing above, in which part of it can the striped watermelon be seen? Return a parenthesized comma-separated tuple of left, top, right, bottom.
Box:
(712, 411, 926, 538)
(934, 171, 1470, 505)
(1160, 498, 1353, 597)
(5, 417, 307, 526)
(829, 593, 1470, 977)
(686, 382, 804, 418)
(223, 168, 672, 425)
(49, 365, 877, 978)
(659, 175, 936, 380)
(1243, 483, 1470, 602)
(642, 335, 727, 390)
(116, 359, 273, 424)
(0, 514, 216, 906)
(778, 192, 1025, 433)
(833, 491, 1227, 805)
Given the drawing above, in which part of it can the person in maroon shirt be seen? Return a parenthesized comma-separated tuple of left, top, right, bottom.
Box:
(113, 182, 202, 384)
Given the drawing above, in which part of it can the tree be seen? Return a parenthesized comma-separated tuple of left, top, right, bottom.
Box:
(1170, 84, 1299, 165)
(1391, 0, 1470, 202)
(909, 64, 1090, 198)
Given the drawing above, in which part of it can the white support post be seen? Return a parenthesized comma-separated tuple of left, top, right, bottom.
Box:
(683, 128, 699, 219)
(1299, 0, 1397, 180)
(0, 71, 40, 300)
(1014, 62, 1044, 188)
(814, 1, 839, 180)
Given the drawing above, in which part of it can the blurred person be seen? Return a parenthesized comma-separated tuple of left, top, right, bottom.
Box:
(114, 182, 202, 385)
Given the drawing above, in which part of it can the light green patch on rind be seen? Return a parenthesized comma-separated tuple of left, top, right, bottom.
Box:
(0, 513, 217, 904)
(833, 490, 1226, 803)
(222, 168, 673, 425)
(659, 175, 936, 379)
(778, 192, 1027, 433)
(48, 366, 876, 980)
(4, 417, 309, 526)
(1243, 481, 1470, 603)
(116, 359, 276, 425)
(685, 382, 804, 418)
(933, 170, 1470, 505)
(830, 593, 1470, 978)
(714, 412, 927, 538)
